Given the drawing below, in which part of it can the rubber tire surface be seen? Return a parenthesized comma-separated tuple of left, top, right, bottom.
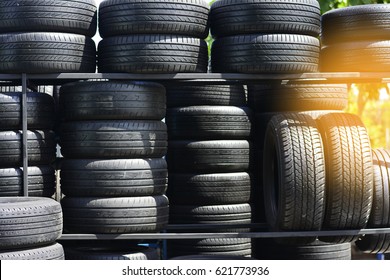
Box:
(211, 34, 320, 74)
(0, 166, 55, 197)
(167, 140, 250, 172)
(99, 0, 209, 38)
(170, 255, 255, 260)
(168, 238, 252, 258)
(0, 0, 97, 37)
(59, 81, 166, 121)
(0, 243, 64, 260)
(263, 113, 325, 244)
(62, 195, 169, 234)
(98, 35, 208, 74)
(64, 245, 159, 260)
(166, 106, 252, 140)
(0, 32, 96, 74)
(321, 41, 390, 72)
(247, 83, 348, 112)
(321, 4, 390, 45)
(59, 121, 167, 159)
(316, 113, 373, 243)
(0, 130, 56, 167)
(167, 172, 251, 205)
(60, 158, 168, 197)
(356, 149, 390, 254)
(169, 203, 252, 233)
(165, 84, 246, 107)
(0, 92, 55, 129)
(210, 0, 320, 37)
(0, 197, 62, 250)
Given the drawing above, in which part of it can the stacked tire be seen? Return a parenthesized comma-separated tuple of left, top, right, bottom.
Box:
(210, 0, 321, 73)
(0, 0, 97, 73)
(321, 5, 390, 72)
(97, 0, 209, 73)
(58, 81, 169, 260)
(165, 83, 253, 258)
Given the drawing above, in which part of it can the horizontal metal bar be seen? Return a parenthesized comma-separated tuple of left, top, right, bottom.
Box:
(59, 227, 390, 240)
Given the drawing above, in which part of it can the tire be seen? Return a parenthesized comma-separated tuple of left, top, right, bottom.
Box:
(98, 35, 208, 74)
(60, 158, 168, 197)
(0, 130, 56, 167)
(59, 121, 167, 159)
(0, 243, 64, 260)
(167, 140, 250, 172)
(167, 172, 251, 205)
(254, 239, 351, 260)
(0, 197, 62, 250)
(165, 84, 246, 107)
(0, 0, 97, 37)
(321, 41, 390, 72)
(263, 113, 325, 244)
(355, 149, 390, 254)
(168, 238, 252, 258)
(321, 4, 390, 45)
(316, 113, 373, 243)
(0, 92, 55, 129)
(64, 245, 159, 260)
(0, 32, 96, 74)
(247, 83, 348, 112)
(59, 81, 166, 121)
(61, 195, 169, 234)
(166, 106, 252, 140)
(210, 0, 320, 37)
(211, 34, 320, 74)
(170, 255, 255, 260)
(99, 0, 209, 39)
(169, 203, 252, 233)
(0, 166, 55, 197)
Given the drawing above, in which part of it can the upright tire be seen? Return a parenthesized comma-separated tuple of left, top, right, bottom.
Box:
(0, 243, 65, 260)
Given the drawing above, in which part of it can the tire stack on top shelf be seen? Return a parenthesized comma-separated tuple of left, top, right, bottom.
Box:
(320, 4, 390, 256)
(165, 83, 253, 259)
(210, 0, 375, 260)
(58, 81, 169, 260)
(0, 0, 98, 260)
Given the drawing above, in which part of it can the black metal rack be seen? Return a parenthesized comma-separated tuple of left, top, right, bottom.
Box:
(8, 72, 390, 241)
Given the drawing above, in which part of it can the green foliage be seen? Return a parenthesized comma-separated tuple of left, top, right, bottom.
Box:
(320, 0, 390, 13)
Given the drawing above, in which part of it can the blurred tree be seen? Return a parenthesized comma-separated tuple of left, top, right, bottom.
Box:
(320, 0, 389, 13)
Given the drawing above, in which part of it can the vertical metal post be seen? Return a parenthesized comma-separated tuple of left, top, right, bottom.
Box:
(22, 73, 28, 197)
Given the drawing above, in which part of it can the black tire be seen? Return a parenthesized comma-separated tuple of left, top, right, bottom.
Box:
(211, 34, 320, 74)
(166, 106, 252, 140)
(59, 121, 167, 159)
(170, 255, 255, 260)
(210, 0, 320, 37)
(167, 172, 251, 205)
(0, 243, 64, 260)
(98, 35, 208, 74)
(0, 130, 56, 167)
(0, 92, 55, 129)
(321, 4, 390, 45)
(0, 0, 97, 37)
(60, 158, 168, 197)
(321, 41, 390, 72)
(165, 84, 246, 107)
(254, 239, 351, 260)
(61, 195, 169, 234)
(316, 113, 373, 243)
(169, 203, 252, 233)
(99, 0, 209, 39)
(167, 140, 250, 172)
(247, 83, 348, 112)
(0, 32, 96, 74)
(59, 81, 166, 121)
(0, 166, 55, 197)
(356, 149, 390, 254)
(263, 113, 325, 244)
(64, 245, 159, 260)
(168, 238, 252, 258)
(0, 197, 62, 250)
